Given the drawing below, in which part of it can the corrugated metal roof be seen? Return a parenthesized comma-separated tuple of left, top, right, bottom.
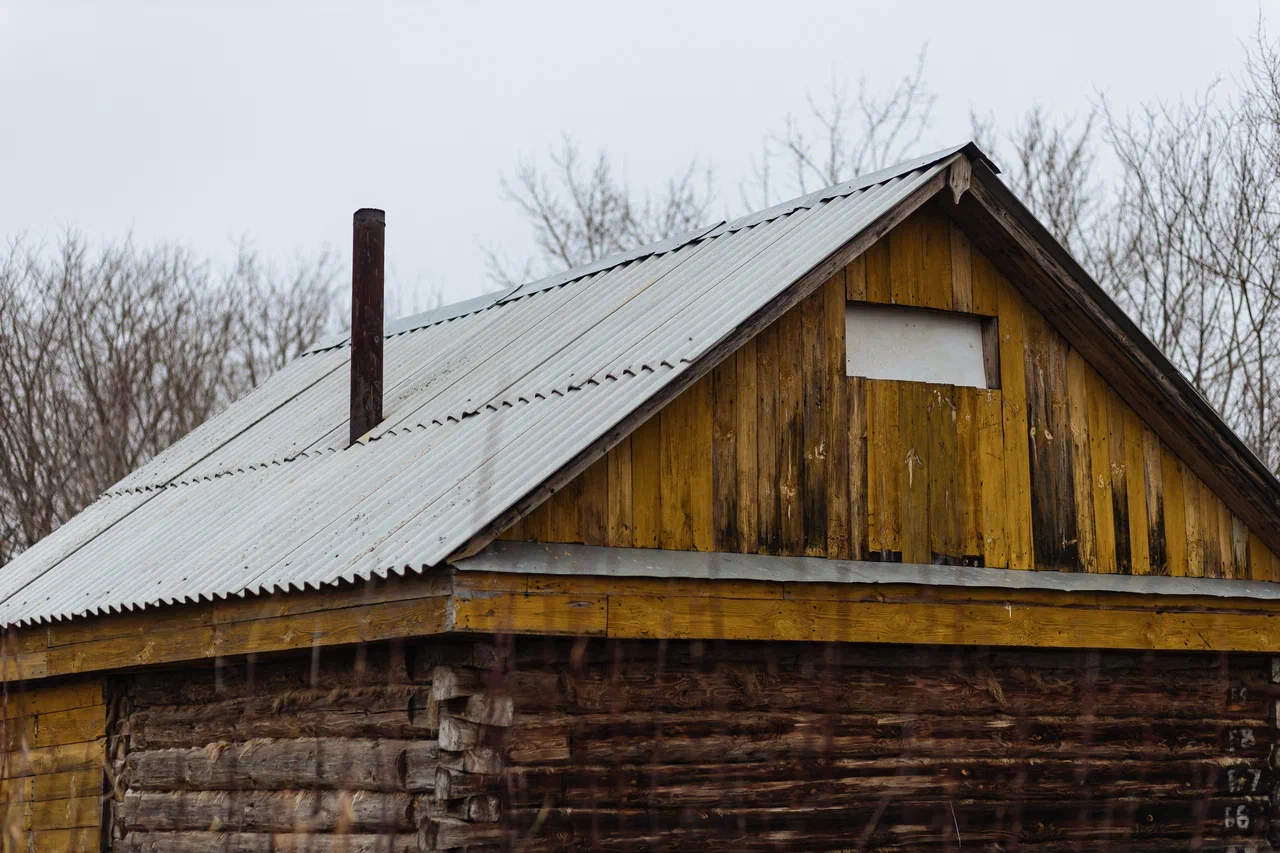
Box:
(0, 146, 972, 628)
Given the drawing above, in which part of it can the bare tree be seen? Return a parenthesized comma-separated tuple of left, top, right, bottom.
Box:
(0, 233, 339, 563)
(744, 48, 936, 209)
(487, 135, 715, 285)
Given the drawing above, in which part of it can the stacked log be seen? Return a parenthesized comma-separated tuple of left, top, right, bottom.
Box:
(112, 646, 439, 853)
(421, 641, 1276, 851)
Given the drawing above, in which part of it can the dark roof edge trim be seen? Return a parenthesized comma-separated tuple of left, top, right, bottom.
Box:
(461, 541, 1280, 601)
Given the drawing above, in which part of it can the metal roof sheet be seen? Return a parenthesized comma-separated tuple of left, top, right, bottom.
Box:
(0, 148, 966, 628)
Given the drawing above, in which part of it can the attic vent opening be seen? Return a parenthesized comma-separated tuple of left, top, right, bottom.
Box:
(845, 303, 999, 389)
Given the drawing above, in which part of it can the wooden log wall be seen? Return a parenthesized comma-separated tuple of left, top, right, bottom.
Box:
(500, 200, 1280, 578)
(109, 644, 441, 853)
(426, 638, 1277, 852)
(0, 676, 107, 853)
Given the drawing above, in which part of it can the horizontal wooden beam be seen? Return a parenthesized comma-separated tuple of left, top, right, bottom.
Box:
(451, 567, 1280, 654)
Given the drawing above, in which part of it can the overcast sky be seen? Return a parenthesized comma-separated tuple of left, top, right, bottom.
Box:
(0, 1, 1266, 312)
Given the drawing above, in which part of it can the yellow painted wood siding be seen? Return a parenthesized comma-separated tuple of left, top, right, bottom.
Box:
(499, 202, 1280, 577)
(2, 678, 105, 852)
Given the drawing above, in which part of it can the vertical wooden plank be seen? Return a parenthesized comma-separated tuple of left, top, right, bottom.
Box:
(824, 274, 851, 560)
(1084, 365, 1117, 574)
(889, 211, 922, 306)
(1065, 350, 1096, 573)
(970, 244, 1001, 317)
(522, 496, 551, 543)
(735, 339, 759, 553)
(976, 389, 1008, 568)
(899, 382, 931, 564)
(1183, 468, 1204, 578)
(659, 392, 688, 550)
(919, 205, 953, 311)
(1218, 494, 1239, 573)
(711, 357, 739, 553)
(848, 376, 868, 561)
(1233, 515, 1250, 580)
(756, 324, 781, 554)
(779, 303, 806, 556)
(950, 219, 974, 313)
(955, 386, 982, 562)
(548, 475, 583, 543)
(580, 456, 608, 547)
(997, 276, 1034, 569)
(606, 436, 633, 548)
(1160, 446, 1187, 578)
(689, 374, 715, 553)
(1121, 405, 1150, 575)
(928, 385, 961, 563)
(1022, 307, 1078, 571)
(867, 380, 901, 560)
(1249, 531, 1269, 582)
(1201, 479, 1222, 579)
(498, 515, 525, 541)
(1141, 427, 1167, 576)
(864, 236, 892, 304)
(630, 415, 662, 549)
(801, 290, 828, 556)
(1105, 388, 1133, 574)
(845, 253, 868, 302)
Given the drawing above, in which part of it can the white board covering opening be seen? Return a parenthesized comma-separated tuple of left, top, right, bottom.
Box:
(845, 303, 993, 388)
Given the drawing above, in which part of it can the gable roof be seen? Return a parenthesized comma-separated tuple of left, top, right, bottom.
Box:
(2, 142, 1277, 630)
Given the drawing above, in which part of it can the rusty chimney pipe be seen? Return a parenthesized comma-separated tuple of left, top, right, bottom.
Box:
(349, 208, 385, 446)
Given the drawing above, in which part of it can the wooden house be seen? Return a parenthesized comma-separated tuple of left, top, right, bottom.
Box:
(4, 143, 1280, 851)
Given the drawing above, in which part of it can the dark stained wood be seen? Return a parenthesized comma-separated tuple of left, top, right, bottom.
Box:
(800, 290, 828, 556)
(711, 357, 740, 552)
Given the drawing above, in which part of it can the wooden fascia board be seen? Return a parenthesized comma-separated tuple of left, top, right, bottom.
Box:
(447, 167, 954, 566)
(949, 162, 1280, 557)
(450, 568, 1280, 654)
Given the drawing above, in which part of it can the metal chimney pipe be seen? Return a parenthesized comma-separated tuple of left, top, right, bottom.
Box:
(349, 208, 385, 446)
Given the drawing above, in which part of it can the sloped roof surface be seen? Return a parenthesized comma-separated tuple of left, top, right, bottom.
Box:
(0, 146, 973, 627)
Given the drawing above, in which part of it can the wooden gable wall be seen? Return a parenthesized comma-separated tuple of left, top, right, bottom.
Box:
(499, 200, 1280, 579)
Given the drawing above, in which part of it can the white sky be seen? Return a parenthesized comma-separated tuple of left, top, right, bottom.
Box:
(0, 1, 1265, 312)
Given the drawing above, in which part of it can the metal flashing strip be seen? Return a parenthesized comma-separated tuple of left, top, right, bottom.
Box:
(459, 541, 1280, 601)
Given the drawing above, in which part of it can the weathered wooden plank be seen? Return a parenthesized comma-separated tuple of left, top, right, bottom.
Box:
(969, 242, 1001, 317)
(996, 275, 1034, 569)
(1142, 426, 1168, 575)
(605, 436, 633, 548)
(845, 252, 867, 301)
(863, 234, 892, 304)
(1161, 445, 1188, 577)
(1250, 531, 1270, 583)
(800, 289, 828, 556)
(824, 273, 850, 559)
(847, 377, 868, 561)
(1203, 480, 1224, 579)
(1106, 385, 1134, 574)
(28, 796, 99, 831)
(950, 218, 974, 312)
(659, 383, 693, 551)
(32, 828, 97, 853)
(1123, 404, 1152, 574)
(1084, 363, 1117, 573)
(630, 415, 661, 549)
(899, 382, 931, 565)
(778, 302, 806, 556)
(754, 322, 781, 554)
(919, 203, 953, 311)
(867, 380, 901, 559)
(927, 385, 961, 563)
(0, 680, 103, 720)
(1065, 349, 1097, 572)
(976, 389, 1007, 568)
(1185, 468, 1206, 578)
(547, 470, 583, 544)
(580, 455, 608, 547)
(734, 339, 758, 552)
(889, 208, 923, 306)
(689, 373, 715, 553)
(954, 386, 982, 560)
(32, 704, 102, 748)
(1023, 306, 1077, 571)
(711, 356, 740, 553)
